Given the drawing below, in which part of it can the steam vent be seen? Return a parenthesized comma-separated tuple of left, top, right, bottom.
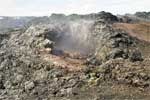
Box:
(0, 11, 150, 99)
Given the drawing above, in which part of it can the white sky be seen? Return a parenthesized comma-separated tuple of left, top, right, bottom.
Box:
(0, 0, 150, 16)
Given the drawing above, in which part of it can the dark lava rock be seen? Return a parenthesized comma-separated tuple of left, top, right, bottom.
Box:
(0, 75, 5, 89)
(96, 11, 119, 23)
(0, 34, 9, 47)
(119, 16, 134, 23)
(106, 49, 128, 60)
(108, 32, 136, 48)
(129, 50, 143, 62)
(0, 81, 5, 89)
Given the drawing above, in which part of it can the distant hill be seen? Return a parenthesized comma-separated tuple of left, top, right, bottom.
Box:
(135, 12, 150, 20)
(0, 16, 35, 33)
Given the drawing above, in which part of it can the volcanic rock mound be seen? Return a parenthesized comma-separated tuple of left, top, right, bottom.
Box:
(0, 11, 150, 100)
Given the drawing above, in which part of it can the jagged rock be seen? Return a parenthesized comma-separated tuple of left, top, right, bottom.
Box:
(96, 11, 119, 23)
(108, 32, 136, 48)
(48, 69, 64, 78)
(24, 81, 35, 91)
(129, 50, 143, 62)
(20, 25, 57, 49)
(106, 49, 128, 60)
(88, 58, 150, 88)
(92, 19, 142, 62)
(86, 56, 101, 66)
(33, 69, 48, 81)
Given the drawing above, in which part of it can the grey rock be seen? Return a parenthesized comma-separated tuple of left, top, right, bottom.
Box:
(96, 11, 119, 23)
(0, 59, 8, 70)
(86, 56, 101, 66)
(59, 88, 73, 96)
(106, 49, 128, 60)
(24, 81, 35, 91)
(0, 81, 5, 89)
(48, 69, 64, 78)
(33, 69, 48, 81)
(13, 74, 24, 84)
(4, 80, 12, 89)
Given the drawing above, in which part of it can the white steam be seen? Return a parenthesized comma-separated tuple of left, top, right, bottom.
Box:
(54, 19, 95, 55)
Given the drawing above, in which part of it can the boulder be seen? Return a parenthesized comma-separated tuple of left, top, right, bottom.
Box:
(129, 50, 143, 62)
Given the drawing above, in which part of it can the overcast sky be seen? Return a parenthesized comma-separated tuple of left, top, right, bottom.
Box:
(0, 0, 150, 16)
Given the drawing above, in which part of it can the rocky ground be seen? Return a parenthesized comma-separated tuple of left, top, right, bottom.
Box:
(0, 11, 150, 100)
